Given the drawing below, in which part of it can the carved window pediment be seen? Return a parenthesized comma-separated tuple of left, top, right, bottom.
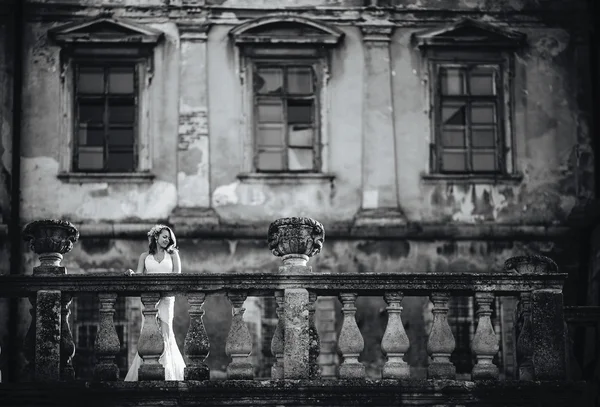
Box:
(413, 18, 526, 49)
(229, 16, 344, 46)
(49, 17, 164, 47)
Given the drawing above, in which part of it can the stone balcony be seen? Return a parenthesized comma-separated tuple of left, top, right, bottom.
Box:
(0, 218, 589, 406)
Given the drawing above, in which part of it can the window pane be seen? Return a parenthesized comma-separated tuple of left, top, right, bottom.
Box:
(257, 100, 284, 123)
(257, 150, 284, 171)
(109, 104, 135, 124)
(79, 104, 104, 124)
(440, 68, 465, 95)
(471, 104, 495, 124)
(109, 67, 135, 94)
(442, 103, 466, 125)
(287, 101, 312, 124)
(257, 125, 284, 147)
(442, 129, 465, 147)
(79, 127, 104, 147)
(288, 148, 313, 171)
(469, 67, 496, 96)
(255, 68, 283, 94)
(78, 67, 104, 94)
(472, 152, 496, 171)
(441, 151, 467, 172)
(471, 128, 496, 148)
(106, 150, 135, 172)
(287, 67, 313, 94)
(77, 146, 104, 170)
(108, 128, 134, 146)
(289, 126, 313, 147)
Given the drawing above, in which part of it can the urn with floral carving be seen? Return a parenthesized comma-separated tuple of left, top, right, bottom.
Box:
(267, 217, 325, 266)
(23, 219, 79, 272)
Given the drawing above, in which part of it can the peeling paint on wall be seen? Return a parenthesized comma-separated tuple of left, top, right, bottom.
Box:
(21, 157, 177, 221)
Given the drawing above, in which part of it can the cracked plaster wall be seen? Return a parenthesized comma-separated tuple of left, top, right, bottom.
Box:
(20, 21, 180, 222)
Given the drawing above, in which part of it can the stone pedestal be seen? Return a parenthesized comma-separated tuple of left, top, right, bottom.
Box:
(284, 289, 310, 379)
(35, 290, 61, 382)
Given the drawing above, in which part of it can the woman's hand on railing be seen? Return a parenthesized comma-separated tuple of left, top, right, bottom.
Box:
(124, 269, 135, 276)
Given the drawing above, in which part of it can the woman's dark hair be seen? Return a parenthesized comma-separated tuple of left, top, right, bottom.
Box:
(147, 224, 177, 255)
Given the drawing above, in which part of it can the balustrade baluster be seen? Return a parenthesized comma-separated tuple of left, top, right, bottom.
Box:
(427, 292, 456, 379)
(270, 291, 285, 379)
(516, 292, 534, 381)
(60, 294, 75, 380)
(226, 291, 254, 379)
(381, 292, 410, 379)
(23, 295, 36, 381)
(308, 291, 321, 379)
(338, 292, 365, 378)
(138, 293, 165, 380)
(471, 292, 499, 380)
(184, 292, 210, 380)
(93, 293, 121, 381)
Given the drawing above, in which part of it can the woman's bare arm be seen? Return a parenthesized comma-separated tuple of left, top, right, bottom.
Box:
(135, 252, 148, 274)
(172, 250, 181, 274)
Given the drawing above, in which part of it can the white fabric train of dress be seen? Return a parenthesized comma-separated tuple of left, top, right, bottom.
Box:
(124, 252, 186, 381)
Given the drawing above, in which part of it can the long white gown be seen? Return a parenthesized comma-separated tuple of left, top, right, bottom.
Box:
(124, 251, 186, 381)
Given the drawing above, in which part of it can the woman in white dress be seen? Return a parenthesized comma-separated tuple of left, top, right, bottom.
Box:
(124, 224, 186, 381)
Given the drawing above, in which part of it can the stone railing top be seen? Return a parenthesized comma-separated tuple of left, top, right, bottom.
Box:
(0, 271, 567, 298)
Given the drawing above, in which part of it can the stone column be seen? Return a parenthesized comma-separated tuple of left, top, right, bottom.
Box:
(170, 22, 219, 228)
(225, 291, 254, 379)
(516, 292, 534, 381)
(22, 220, 79, 383)
(270, 291, 285, 379)
(355, 24, 405, 227)
(381, 291, 410, 379)
(267, 217, 325, 379)
(471, 292, 499, 380)
(308, 291, 321, 379)
(138, 293, 165, 380)
(93, 293, 121, 381)
(60, 294, 76, 380)
(184, 292, 210, 380)
(35, 290, 61, 382)
(427, 292, 456, 379)
(505, 255, 565, 380)
(338, 293, 365, 378)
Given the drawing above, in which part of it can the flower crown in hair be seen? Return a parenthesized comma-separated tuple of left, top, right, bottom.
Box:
(148, 224, 169, 239)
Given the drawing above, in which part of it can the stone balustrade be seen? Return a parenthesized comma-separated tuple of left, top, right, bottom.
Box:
(0, 218, 583, 406)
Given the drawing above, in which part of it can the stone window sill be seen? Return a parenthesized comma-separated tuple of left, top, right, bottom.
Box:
(57, 172, 156, 184)
(421, 172, 524, 184)
(237, 172, 336, 184)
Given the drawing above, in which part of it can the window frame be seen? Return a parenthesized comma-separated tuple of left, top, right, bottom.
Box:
(431, 58, 507, 175)
(72, 58, 142, 173)
(426, 50, 516, 179)
(230, 16, 344, 178)
(249, 58, 323, 173)
(49, 18, 163, 183)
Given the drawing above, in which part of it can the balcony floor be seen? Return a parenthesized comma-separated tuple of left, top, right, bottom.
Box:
(0, 379, 587, 407)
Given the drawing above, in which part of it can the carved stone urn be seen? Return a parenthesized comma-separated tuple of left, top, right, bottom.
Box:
(23, 219, 80, 271)
(267, 217, 325, 266)
(504, 254, 558, 274)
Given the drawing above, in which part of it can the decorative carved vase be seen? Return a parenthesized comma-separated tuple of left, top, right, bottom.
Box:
(267, 217, 325, 266)
(23, 219, 80, 268)
(504, 255, 558, 274)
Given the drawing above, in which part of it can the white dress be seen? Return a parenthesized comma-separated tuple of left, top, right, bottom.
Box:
(124, 252, 186, 381)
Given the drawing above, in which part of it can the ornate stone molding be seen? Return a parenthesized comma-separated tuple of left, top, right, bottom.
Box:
(177, 21, 212, 41)
(360, 24, 394, 42)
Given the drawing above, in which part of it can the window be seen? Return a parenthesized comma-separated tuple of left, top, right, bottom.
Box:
(74, 63, 138, 172)
(49, 18, 163, 181)
(252, 63, 319, 172)
(434, 64, 503, 174)
(413, 18, 526, 179)
(230, 16, 344, 176)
